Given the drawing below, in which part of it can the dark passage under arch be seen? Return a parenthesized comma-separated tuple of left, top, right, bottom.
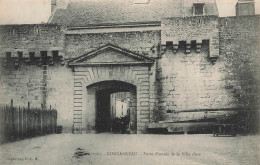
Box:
(87, 80, 137, 133)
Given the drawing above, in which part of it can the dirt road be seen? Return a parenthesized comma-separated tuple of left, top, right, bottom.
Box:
(0, 134, 259, 165)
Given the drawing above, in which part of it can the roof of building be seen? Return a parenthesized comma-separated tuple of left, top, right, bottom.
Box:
(49, 0, 219, 26)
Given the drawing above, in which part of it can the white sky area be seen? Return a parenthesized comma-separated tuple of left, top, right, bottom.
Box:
(0, 0, 259, 25)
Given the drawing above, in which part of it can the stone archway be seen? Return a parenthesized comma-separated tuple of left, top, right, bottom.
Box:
(86, 80, 137, 133)
(69, 44, 154, 134)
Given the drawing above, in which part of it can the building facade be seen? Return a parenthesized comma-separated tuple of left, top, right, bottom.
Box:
(0, 0, 259, 134)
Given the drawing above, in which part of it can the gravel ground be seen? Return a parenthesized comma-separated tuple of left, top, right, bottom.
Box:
(0, 134, 259, 165)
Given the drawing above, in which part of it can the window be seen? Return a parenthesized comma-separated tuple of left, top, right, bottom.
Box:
(193, 3, 205, 16)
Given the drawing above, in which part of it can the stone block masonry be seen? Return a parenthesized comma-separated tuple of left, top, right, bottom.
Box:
(161, 16, 219, 59)
(72, 65, 151, 133)
(0, 63, 74, 132)
(0, 24, 74, 132)
(157, 41, 234, 115)
(154, 15, 260, 127)
(65, 30, 161, 59)
(0, 14, 259, 133)
(219, 15, 260, 111)
(0, 25, 65, 54)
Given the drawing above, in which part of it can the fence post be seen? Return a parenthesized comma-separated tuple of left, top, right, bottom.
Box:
(55, 110, 57, 132)
(28, 102, 30, 111)
(51, 109, 54, 133)
(11, 100, 15, 141)
(0, 105, 4, 143)
(17, 106, 20, 140)
(5, 105, 8, 143)
(25, 106, 27, 138)
(21, 107, 24, 139)
(40, 108, 43, 135)
(46, 109, 48, 134)
(4, 105, 7, 143)
(48, 110, 51, 134)
(32, 109, 34, 137)
(8, 105, 11, 142)
(35, 109, 38, 136)
(14, 106, 17, 141)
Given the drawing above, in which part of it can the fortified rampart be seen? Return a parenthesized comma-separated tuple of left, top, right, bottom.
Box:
(0, 3, 259, 133)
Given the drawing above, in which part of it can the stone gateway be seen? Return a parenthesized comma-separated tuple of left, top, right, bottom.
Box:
(0, 0, 259, 134)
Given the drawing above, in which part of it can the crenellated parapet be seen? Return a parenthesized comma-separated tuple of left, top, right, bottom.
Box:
(0, 24, 66, 68)
(160, 38, 217, 64)
(161, 16, 219, 64)
(1, 48, 65, 68)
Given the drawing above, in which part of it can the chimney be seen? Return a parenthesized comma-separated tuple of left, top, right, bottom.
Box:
(236, 0, 255, 16)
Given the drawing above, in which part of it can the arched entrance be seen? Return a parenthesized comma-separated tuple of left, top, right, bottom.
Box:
(87, 81, 137, 133)
(69, 44, 154, 134)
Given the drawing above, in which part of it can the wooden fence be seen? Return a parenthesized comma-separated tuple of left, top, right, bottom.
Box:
(0, 104, 57, 144)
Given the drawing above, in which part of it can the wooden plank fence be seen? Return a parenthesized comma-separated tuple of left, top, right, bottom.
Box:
(0, 103, 57, 144)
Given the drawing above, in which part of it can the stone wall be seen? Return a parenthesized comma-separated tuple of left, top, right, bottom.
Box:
(157, 42, 234, 117)
(65, 30, 161, 59)
(0, 64, 74, 132)
(0, 25, 74, 132)
(156, 15, 260, 125)
(65, 30, 161, 131)
(72, 65, 151, 133)
(157, 16, 223, 122)
(0, 14, 260, 133)
(218, 16, 260, 132)
(0, 24, 65, 54)
(161, 16, 219, 58)
(45, 65, 74, 133)
(0, 64, 45, 108)
(219, 15, 260, 110)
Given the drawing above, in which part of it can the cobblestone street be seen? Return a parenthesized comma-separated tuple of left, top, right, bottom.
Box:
(1, 134, 259, 165)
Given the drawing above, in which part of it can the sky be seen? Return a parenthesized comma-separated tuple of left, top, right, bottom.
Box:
(0, 0, 259, 25)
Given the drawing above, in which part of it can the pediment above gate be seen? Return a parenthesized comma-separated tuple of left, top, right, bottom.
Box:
(69, 44, 154, 66)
